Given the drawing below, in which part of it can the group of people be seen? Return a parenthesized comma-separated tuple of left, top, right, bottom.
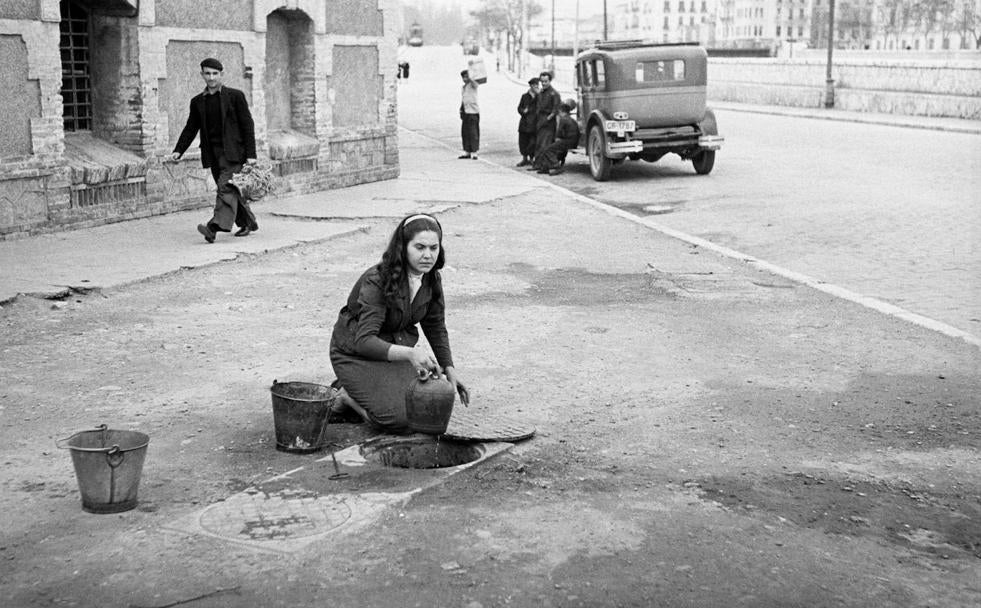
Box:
(457, 69, 580, 175)
(517, 72, 580, 175)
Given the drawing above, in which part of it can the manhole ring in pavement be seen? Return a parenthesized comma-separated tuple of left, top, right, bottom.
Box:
(199, 491, 351, 541)
(360, 435, 484, 469)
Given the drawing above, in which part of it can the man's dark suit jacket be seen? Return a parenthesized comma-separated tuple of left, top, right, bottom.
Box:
(173, 86, 256, 168)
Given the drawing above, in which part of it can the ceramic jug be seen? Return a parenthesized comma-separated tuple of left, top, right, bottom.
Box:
(405, 370, 456, 434)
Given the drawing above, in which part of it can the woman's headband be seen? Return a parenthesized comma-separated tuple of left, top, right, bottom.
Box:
(403, 214, 440, 233)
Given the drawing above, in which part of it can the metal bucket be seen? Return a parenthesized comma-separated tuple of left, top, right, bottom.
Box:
(270, 380, 334, 453)
(56, 424, 149, 514)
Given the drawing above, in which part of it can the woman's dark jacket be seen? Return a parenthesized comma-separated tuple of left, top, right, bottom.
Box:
(330, 265, 454, 369)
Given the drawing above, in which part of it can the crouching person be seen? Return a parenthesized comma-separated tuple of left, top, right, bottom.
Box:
(534, 102, 580, 175)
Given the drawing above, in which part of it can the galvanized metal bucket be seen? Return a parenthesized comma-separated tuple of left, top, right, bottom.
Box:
(56, 424, 149, 514)
(270, 380, 334, 453)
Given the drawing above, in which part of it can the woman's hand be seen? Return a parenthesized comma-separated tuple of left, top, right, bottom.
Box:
(443, 366, 470, 406)
(388, 345, 438, 373)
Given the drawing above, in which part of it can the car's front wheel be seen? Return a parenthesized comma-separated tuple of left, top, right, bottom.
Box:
(588, 125, 612, 181)
(691, 149, 715, 175)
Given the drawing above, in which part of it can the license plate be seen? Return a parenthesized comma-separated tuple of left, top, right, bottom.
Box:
(604, 120, 635, 134)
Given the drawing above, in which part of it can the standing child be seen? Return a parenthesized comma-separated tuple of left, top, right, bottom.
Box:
(516, 77, 540, 167)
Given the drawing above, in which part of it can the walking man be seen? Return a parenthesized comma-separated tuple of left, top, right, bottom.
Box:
(516, 77, 540, 167)
(533, 71, 562, 163)
(171, 57, 258, 243)
(458, 69, 480, 160)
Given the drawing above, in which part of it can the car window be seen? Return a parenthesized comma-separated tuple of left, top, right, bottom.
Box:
(580, 62, 592, 87)
(635, 60, 685, 83)
(595, 60, 605, 88)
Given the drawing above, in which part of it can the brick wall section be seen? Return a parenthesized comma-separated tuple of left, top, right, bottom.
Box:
(0, 0, 402, 239)
(90, 14, 147, 154)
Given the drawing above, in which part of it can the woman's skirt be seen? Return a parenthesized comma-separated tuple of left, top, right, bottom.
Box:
(330, 347, 417, 432)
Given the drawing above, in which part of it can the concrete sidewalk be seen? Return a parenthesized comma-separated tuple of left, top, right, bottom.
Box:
(3, 90, 977, 306)
(0, 129, 538, 305)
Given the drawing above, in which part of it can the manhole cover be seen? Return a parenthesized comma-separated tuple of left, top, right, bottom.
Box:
(199, 490, 351, 541)
(443, 408, 536, 442)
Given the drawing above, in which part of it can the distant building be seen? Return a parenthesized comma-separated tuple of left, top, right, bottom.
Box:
(603, 0, 979, 52)
(0, 0, 400, 239)
(608, 0, 719, 45)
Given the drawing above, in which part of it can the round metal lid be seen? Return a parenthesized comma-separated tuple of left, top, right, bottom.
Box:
(442, 408, 536, 442)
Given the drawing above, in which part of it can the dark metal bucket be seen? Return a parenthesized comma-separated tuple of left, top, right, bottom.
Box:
(270, 380, 334, 453)
(56, 424, 149, 514)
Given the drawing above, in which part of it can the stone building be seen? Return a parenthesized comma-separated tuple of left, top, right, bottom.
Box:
(0, 0, 400, 239)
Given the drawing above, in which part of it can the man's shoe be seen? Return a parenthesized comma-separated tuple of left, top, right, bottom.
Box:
(197, 224, 215, 243)
(234, 227, 251, 237)
(470, 154, 478, 160)
(457, 153, 471, 159)
(516, 159, 529, 167)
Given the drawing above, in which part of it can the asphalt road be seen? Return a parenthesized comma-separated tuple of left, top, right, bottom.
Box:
(397, 45, 981, 340)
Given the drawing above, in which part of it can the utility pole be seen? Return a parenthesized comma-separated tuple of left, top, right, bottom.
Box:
(573, 0, 580, 61)
(551, 0, 556, 63)
(519, 0, 528, 79)
(825, 0, 836, 108)
(603, 0, 608, 41)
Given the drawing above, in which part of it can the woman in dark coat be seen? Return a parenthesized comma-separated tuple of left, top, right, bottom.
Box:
(328, 214, 469, 431)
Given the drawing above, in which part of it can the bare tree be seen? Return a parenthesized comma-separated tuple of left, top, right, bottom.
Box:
(960, 0, 981, 48)
(470, 0, 543, 71)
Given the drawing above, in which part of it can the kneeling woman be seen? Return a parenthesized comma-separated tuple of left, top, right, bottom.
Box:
(328, 214, 469, 431)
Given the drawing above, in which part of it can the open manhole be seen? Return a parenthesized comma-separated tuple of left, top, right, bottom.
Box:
(360, 435, 484, 469)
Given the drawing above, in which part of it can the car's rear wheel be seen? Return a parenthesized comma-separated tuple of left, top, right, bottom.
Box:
(692, 150, 715, 175)
(588, 125, 612, 181)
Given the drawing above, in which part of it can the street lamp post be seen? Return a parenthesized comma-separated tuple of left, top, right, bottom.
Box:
(573, 0, 580, 62)
(603, 0, 608, 41)
(825, 0, 836, 108)
(551, 0, 556, 63)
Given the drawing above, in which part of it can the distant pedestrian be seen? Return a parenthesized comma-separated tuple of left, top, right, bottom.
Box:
(534, 102, 579, 175)
(458, 69, 480, 160)
(516, 77, 540, 167)
(171, 57, 259, 243)
(533, 71, 562, 164)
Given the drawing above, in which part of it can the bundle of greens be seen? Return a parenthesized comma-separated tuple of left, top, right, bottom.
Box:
(229, 162, 275, 201)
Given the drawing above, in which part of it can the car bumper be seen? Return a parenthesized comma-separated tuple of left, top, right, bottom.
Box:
(698, 135, 724, 150)
(607, 140, 643, 156)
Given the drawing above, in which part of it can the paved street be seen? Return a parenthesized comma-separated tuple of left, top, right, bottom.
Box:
(397, 45, 981, 341)
(1, 46, 979, 608)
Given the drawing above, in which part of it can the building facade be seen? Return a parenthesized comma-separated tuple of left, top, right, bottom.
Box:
(0, 0, 400, 239)
(607, 0, 979, 52)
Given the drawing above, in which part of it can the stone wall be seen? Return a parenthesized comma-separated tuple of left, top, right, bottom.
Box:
(531, 52, 981, 120)
(0, 0, 401, 240)
(707, 58, 981, 119)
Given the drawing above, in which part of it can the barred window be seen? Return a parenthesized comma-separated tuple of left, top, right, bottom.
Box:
(60, 0, 92, 132)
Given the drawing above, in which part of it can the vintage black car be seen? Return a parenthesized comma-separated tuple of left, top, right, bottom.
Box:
(575, 41, 724, 181)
